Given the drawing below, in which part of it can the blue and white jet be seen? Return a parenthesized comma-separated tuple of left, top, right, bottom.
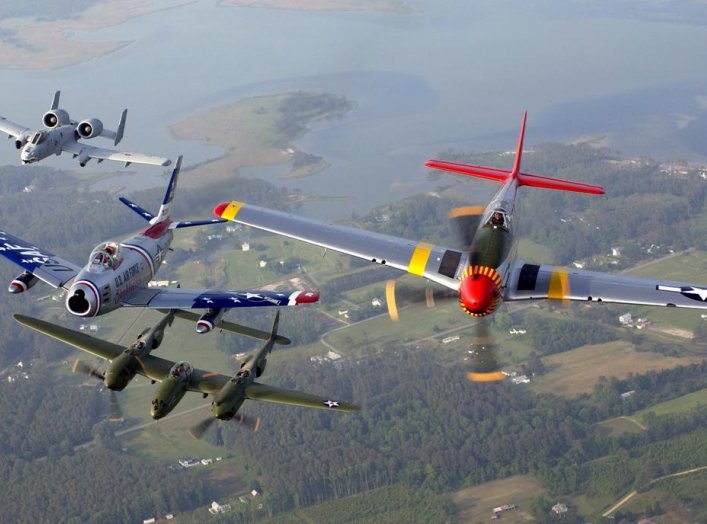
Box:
(0, 156, 319, 332)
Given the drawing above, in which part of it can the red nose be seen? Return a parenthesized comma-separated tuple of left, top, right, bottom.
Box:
(213, 202, 229, 217)
(459, 273, 499, 316)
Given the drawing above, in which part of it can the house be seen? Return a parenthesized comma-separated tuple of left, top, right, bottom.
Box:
(251, 489, 261, 497)
(327, 351, 342, 361)
(620, 390, 636, 400)
(258, 260, 267, 268)
(241, 241, 250, 251)
(442, 335, 460, 344)
(201, 458, 213, 465)
(551, 502, 568, 514)
(619, 313, 632, 326)
(178, 458, 200, 468)
(209, 501, 232, 514)
(371, 297, 382, 307)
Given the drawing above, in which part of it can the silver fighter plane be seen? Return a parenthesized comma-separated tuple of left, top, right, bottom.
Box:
(0, 156, 319, 333)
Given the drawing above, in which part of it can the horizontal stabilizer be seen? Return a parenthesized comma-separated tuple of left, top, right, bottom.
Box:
(169, 218, 228, 229)
(516, 172, 604, 195)
(118, 197, 155, 222)
(425, 160, 604, 195)
(425, 160, 511, 184)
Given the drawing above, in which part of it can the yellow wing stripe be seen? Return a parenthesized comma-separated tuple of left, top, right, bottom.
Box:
(407, 242, 433, 276)
(547, 267, 569, 300)
(220, 201, 245, 221)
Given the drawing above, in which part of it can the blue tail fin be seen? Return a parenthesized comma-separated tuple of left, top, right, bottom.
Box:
(153, 155, 182, 223)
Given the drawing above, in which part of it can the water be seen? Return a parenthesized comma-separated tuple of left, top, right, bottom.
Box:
(2, 0, 707, 217)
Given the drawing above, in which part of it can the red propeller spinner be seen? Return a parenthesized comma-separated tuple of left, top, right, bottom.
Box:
(458, 266, 502, 317)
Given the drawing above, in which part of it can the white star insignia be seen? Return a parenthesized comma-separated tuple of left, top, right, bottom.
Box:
(686, 287, 707, 301)
(324, 400, 340, 408)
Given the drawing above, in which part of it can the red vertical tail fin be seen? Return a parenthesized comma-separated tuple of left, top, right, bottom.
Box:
(510, 111, 527, 179)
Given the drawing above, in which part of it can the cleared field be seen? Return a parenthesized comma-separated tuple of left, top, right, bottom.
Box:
(596, 416, 646, 436)
(634, 387, 707, 424)
(451, 475, 544, 523)
(532, 341, 702, 397)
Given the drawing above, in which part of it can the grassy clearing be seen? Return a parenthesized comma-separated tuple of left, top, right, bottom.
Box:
(450, 475, 545, 523)
(634, 388, 707, 424)
(596, 416, 647, 437)
(532, 341, 702, 397)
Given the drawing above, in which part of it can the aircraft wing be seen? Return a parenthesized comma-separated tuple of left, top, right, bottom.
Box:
(62, 141, 171, 167)
(0, 116, 29, 139)
(214, 201, 463, 291)
(166, 309, 291, 344)
(14, 314, 124, 361)
(121, 288, 319, 309)
(0, 230, 81, 288)
(245, 382, 359, 411)
(506, 260, 707, 309)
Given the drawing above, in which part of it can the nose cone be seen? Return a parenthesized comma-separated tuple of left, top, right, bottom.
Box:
(459, 273, 499, 316)
(66, 281, 100, 317)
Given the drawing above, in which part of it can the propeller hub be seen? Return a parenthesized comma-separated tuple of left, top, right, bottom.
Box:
(458, 266, 501, 317)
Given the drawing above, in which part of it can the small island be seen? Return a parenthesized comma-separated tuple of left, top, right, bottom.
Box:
(170, 91, 356, 185)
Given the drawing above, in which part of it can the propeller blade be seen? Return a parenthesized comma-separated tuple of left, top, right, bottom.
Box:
(448, 206, 485, 250)
(234, 413, 261, 433)
(466, 319, 506, 382)
(71, 359, 105, 382)
(107, 390, 124, 423)
(385, 279, 456, 321)
(189, 417, 216, 440)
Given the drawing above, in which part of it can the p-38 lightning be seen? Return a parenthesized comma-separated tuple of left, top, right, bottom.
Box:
(214, 113, 707, 378)
(0, 90, 171, 168)
(0, 156, 318, 332)
(15, 311, 357, 430)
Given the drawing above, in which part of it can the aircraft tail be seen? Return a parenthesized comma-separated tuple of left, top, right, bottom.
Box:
(425, 112, 605, 195)
(152, 155, 182, 224)
(51, 90, 60, 110)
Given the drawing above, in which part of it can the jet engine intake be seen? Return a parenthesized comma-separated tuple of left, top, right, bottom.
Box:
(66, 281, 100, 317)
(42, 109, 70, 128)
(8, 271, 38, 294)
(196, 308, 225, 334)
(77, 118, 103, 139)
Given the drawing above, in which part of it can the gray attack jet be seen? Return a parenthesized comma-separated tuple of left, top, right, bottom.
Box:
(0, 90, 171, 167)
(0, 156, 319, 333)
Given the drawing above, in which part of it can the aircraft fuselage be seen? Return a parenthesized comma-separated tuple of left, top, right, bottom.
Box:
(20, 126, 75, 164)
(65, 224, 172, 317)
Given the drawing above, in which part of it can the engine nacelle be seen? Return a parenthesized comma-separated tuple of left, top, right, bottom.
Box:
(196, 308, 225, 334)
(66, 280, 101, 317)
(152, 330, 164, 349)
(42, 108, 70, 128)
(77, 150, 90, 167)
(15, 131, 31, 150)
(8, 271, 38, 294)
(77, 118, 103, 139)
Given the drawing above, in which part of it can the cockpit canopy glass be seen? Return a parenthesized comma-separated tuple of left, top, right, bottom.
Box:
(30, 131, 46, 145)
(169, 361, 193, 379)
(88, 242, 122, 271)
(485, 204, 510, 230)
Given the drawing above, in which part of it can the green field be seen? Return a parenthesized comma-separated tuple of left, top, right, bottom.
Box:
(634, 388, 707, 424)
(596, 416, 647, 436)
(450, 475, 545, 523)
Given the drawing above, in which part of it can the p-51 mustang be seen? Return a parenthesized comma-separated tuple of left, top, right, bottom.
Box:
(1, 156, 318, 332)
(15, 311, 358, 429)
(214, 113, 707, 377)
(0, 90, 171, 167)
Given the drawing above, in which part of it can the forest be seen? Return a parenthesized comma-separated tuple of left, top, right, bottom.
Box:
(1, 141, 707, 522)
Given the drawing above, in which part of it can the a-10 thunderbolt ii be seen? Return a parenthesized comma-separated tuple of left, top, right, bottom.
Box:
(0, 90, 171, 167)
(15, 311, 358, 432)
(214, 113, 707, 379)
(0, 156, 319, 332)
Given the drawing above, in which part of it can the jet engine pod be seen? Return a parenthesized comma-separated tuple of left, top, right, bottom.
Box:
(8, 271, 38, 294)
(42, 108, 70, 128)
(66, 280, 101, 317)
(196, 308, 225, 334)
(77, 118, 103, 139)
(14, 131, 31, 150)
